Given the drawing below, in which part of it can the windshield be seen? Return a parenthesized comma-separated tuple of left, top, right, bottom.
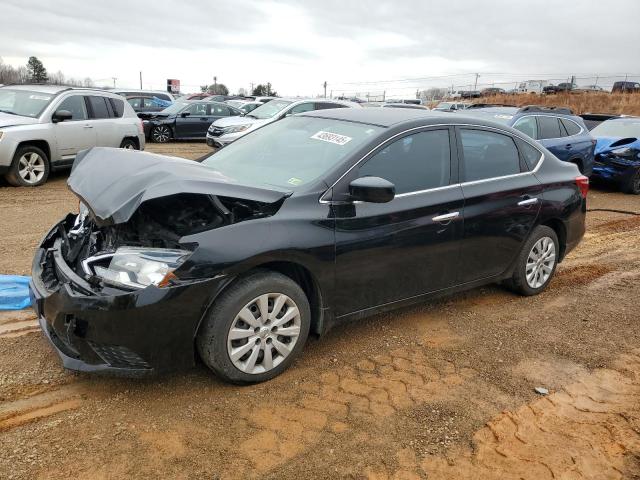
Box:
(591, 119, 640, 138)
(159, 101, 189, 115)
(246, 99, 291, 119)
(0, 89, 54, 117)
(201, 116, 382, 190)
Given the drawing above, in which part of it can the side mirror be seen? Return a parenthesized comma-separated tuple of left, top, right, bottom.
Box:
(52, 110, 72, 123)
(349, 176, 395, 203)
(180, 111, 191, 118)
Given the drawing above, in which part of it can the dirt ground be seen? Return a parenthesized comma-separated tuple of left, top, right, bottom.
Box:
(1, 142, 639, 479)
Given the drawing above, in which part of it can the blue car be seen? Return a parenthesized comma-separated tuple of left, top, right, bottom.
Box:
(589, 117, 640, 194)
(463, 106, 595, 175)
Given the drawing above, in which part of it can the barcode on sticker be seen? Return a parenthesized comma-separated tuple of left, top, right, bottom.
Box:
(311, 131, 352, 145)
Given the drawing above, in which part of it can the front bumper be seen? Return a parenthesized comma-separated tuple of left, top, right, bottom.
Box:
(30, 220, 228, 376)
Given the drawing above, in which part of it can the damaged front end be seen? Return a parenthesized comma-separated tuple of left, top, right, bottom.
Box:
(30, 147, 289, 375)
(592, 137, 640, 189)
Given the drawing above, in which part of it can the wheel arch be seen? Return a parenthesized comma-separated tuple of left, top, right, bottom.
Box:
(121, 136, 140, 149)
(540, 218, 567, 261)
(16, 140, 51, 163)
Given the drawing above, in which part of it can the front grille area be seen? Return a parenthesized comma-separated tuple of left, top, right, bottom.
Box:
(88, 341, 151, 369)
(208, 126, 224, 137)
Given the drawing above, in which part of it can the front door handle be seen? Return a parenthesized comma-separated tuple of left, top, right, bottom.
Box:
(432, 212, 460, 223)
(518, 197, 538, 206)
(83, 125, 93, 129)
(565, 144, 572, 149)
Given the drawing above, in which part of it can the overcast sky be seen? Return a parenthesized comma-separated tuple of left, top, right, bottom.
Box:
(2, 0, 639, 96)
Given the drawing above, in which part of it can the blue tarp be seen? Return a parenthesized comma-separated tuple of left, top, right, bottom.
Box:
(0, 275, 32, 310)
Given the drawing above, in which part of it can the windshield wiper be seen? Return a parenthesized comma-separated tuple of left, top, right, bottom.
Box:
(245, 114, 258, 119)
(0, 109, 18, 115)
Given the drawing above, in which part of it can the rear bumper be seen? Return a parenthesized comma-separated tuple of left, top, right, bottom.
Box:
(30, 219, 228, 376)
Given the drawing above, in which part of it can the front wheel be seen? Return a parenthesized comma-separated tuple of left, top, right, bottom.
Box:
(621, 169, 640, 195)
(505, 226, 559, 296)
(151, 125, 172, 143)
(196, 271, 311, 384)
(5, 146, 50, 187)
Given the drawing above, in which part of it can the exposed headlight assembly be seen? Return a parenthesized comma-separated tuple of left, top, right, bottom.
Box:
(223, 124, 251, 134)
(84, 247, 191, 289)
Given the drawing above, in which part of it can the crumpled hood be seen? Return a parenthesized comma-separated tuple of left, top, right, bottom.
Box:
(0, 112, 39, 128)
(212, 115, 271, 129)
(68, 147, 291, 226)
(595, 136, 640, 155)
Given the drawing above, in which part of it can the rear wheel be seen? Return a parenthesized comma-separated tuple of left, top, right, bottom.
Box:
(151, 125, 172, 143)
(119, 138, 138, 150)
(505, 226, 559, 296)
(621, 169, 640, 195)
(5, 146, 50, 187)
(196, 270, 311, 384)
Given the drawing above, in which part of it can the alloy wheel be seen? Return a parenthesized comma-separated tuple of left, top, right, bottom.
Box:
(152, 126, 170, 142)
(227, 293, 302, 374)
(18, 152, 45, 184)
(526, 236, 556, 289)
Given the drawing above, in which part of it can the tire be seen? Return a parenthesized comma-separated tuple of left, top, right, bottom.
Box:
(196, 270, 311, 384)
(621, 169, 640, 195)
(119, 138, 138, 150)
(5, 145, 50, 187)
(504, 225, 559, 296)
(151, 125, 172, 143)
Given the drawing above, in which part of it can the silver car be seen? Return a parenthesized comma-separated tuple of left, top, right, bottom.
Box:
(0, 85, 145, 186)
(206, 98, 360, 148)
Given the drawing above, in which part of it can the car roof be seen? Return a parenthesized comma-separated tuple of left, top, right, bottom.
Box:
(301, 107, 511, 129)
(0, 84, 92, 94)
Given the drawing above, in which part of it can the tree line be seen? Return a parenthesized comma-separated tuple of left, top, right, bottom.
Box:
(0, 56, 94, 87)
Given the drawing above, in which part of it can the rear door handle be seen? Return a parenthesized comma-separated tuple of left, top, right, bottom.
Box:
(83, 125, 93, 129)
(518, 197, 538, 206)
(565, 144, 572, 149)
(432, 212, 460, 223)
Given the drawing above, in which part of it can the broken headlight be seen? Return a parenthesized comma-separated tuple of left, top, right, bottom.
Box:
(90, 247, 191, 289)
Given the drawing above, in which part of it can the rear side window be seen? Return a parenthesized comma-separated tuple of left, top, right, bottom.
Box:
(517, 139, 543, 170)
(359, 129, 451, 194)
(57, 95, 87, 121)
(208, 104, 231, 116)
(87, 96, 112, 119)
(560, 118, 581, 136)
(513, 116, 538, 139)
(537, 116, 562, 139)
(460, 129, 521, 182)
(109, 98, 125, 117)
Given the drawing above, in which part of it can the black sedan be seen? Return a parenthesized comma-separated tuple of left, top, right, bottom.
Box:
(141, 100, 242, 142)
(30, 109, 587, 383)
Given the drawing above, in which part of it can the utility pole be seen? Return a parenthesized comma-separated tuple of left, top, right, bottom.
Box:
(623, 74, 628, 93)
(330, 90, 333, 99)
(139, 72, 142, 90)
(250, 82, 254, 95)
(323, 81, 327, 98)
(111, 77, 117, 88)
(474, 73, 479, 90)
(213, 76, 217, 93)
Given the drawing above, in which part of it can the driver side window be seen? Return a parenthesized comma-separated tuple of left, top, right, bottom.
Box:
(185, 103, 207, 116)
(289, 103, 314, 115)
(358, 129, 451, 194)
(56, 95, 87, 121)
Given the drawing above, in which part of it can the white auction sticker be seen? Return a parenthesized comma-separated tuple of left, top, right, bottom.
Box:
(311, 131, 352, 145)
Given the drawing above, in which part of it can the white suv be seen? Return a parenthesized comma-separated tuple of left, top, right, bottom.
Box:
(0, 85, 145, 186)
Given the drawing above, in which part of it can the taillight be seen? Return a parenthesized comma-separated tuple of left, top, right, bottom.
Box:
(575, 175, 589, 198)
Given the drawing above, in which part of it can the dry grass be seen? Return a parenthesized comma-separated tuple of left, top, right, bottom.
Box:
(441, 92, 640, 116)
